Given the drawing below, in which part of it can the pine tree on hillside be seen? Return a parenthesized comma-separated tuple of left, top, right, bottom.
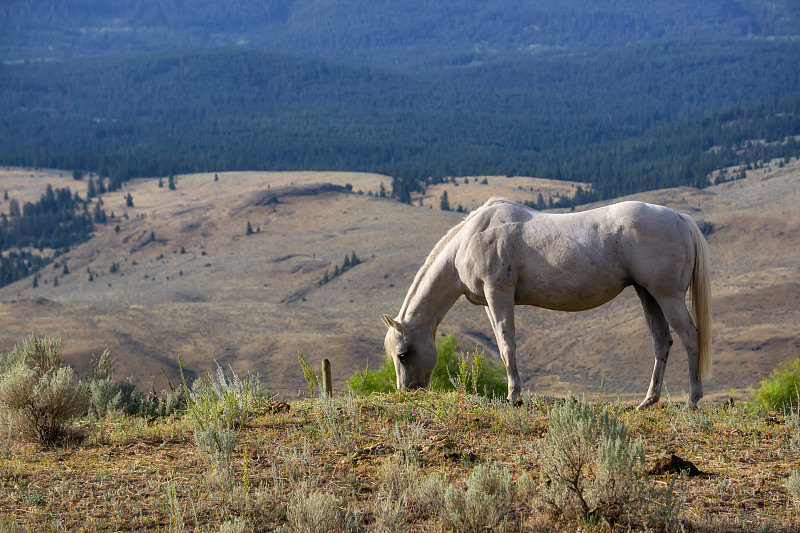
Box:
(440, 191, 451, 211)
(8, 199, 20, 218)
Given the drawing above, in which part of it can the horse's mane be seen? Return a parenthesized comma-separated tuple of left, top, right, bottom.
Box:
(397, 196, 513, 318)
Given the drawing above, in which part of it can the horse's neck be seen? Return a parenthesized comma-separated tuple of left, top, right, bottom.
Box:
(399, 255, 462, 332)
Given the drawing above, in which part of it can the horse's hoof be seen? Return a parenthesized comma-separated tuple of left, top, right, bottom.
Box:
(636, 398, 658, 410)
(505, 398, 523, 407)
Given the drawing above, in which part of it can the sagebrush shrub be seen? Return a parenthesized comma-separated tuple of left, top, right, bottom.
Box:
(410, 474, 446, 519)
(535, 395, 645, 523)
(182, 361, 272, 488)
(0, 336, 88, 446)
(287, 490, 341, 533)
(377, 452, 420, 503)
(314, 392, 361, 452)
(440, 461, 529, 532)
(787, 469, 800, 510)
(84, 350, 188, 420)
(372, 495, 404, 533)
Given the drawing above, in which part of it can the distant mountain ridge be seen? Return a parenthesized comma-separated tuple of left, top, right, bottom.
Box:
(2, 42, 799, 199)
(2, 0, 798, 70)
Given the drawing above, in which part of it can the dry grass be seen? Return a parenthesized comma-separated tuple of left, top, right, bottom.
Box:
(413, 175, 590, 212)
(0, 391, 798, 531)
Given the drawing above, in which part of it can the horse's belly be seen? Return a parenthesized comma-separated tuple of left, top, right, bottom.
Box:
(513, 278, 627, 312)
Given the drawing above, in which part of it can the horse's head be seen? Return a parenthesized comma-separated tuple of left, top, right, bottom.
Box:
(380, 314, 438, 391)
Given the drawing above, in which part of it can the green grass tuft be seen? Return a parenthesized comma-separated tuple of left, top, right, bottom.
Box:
(347, 334, 507, 398)
(751, 358, 800, 410)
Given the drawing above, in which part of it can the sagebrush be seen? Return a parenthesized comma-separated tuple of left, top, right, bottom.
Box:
(0, 335, 88, 446)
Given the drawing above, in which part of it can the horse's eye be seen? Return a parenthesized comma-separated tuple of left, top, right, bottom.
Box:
(397, 351, 409, 360)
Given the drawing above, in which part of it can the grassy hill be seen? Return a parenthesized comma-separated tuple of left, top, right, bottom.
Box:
(1, 390, 798, 531)
(1, 160, 799, 405)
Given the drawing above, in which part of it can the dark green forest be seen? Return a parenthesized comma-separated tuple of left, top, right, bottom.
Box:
(2, 0, 799, 71)
(2, 40, 799, 199)
(0, 185, 96, 287)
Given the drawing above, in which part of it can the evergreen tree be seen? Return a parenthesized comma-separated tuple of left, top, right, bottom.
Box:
(158, 177, 163, 188)
(126, 193, 134, 207)
(214, 173, 219, 182)
(246, 221, 254, 235)
(8, 199, 20, 218)
(168, 174, 176, 190)
(93, 202, 107, 223)
(62, 263, 69, 275)
(440, 191, 451, 211)
(3, 190, 7, 200)
(87, 178, 96, 199)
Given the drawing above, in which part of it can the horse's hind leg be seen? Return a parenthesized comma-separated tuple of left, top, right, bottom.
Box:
(655, 295, 703, 408)
(635, 285, 673, 410)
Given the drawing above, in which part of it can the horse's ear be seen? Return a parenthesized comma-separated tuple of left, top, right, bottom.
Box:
(380, 314, 401, 331)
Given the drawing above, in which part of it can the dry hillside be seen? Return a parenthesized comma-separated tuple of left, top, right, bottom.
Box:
(0, 162, 798, 403)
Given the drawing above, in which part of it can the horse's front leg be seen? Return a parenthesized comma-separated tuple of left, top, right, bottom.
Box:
(485, 288, 522, 404)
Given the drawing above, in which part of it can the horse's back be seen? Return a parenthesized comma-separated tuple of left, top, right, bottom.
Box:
(453, 199, 695, 311)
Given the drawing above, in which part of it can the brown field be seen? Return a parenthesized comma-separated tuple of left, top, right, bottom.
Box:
(413, 175, 591, 212)
(0, 391, 799, 531)
(0, 161, 799, 405)
(0, 168, 80, 216)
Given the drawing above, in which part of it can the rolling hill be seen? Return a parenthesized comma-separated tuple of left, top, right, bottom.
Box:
(1, 161, 798, 403)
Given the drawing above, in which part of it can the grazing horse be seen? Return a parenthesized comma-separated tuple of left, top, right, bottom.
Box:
(381, 197, 711, 409)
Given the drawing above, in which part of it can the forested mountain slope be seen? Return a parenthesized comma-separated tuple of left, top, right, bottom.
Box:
(3, 0, 798, 70)
(2, 41, 799, 198)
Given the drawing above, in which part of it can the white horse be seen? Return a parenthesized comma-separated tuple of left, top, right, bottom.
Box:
(381, 197, 711, 409)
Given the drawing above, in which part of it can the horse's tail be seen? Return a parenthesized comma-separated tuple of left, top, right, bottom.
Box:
(681, 213, 713, 381)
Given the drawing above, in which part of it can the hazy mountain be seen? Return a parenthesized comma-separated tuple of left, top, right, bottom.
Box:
(2, 0, 798, 70)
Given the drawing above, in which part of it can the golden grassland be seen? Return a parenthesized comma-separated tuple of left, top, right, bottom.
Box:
(0, 160, 799, 406)
(0, 390, 798, 531)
